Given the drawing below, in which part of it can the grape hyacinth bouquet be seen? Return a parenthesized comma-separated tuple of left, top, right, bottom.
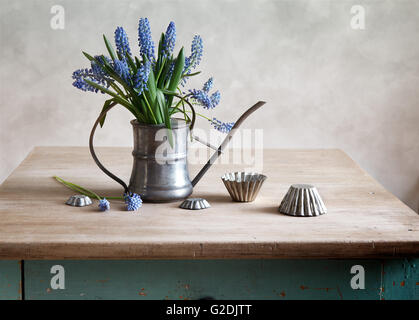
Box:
(56, 18, 234, 212)
(73, 18, 233, 133)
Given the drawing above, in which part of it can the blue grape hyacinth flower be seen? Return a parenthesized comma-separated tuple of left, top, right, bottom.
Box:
(210, 118, 235, 133)
(72, 69, 96, 92)
(98, 198, 110, 211)
(133, 61, 151, 95)
(210, 90, 220, 107)
(188, 35, 203, 69)
(124, 192, 143, 211)
(165, 61, 175, 82)
(189, 79, 221, 109)
(189, 89, 213, 109)
(182, 35, 203, 85)
(72, 68, 109, 93)
(114, 26, 132, 58)
(91, 56, 108, 78)
(162, 21, 176, 58)
(138, 18, 155, 63)
(114, 59, 131, 83)
(202, 77, 213, 93)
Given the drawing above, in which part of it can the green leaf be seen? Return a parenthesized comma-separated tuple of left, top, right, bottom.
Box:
(181, 71, 201, 78)
(141, 94, 159, 124)
(157, 33, 164, 67)
(84, 79, 133, 110)
(156, 89, 173, 147)
(125, 53, 137, 74)
(146, 63, 157, 102)
(167, 47, 184, 108)
(99, 98, 115, 128)
(155, 33, 166, 82)
(136, 112, 146, 123)
(157, 58, 171, 88)
(168, 47, 185, 92)
(101, 58, 129, 88)
(108, 82, 126, 98)
(82, 51, 95, 61)
(99, 57, 146, 115)
(54, 176, 100, 200)
(158, 33, 164, 58)
(103, 34, 117, 61)
(142, 60, 161, 123)
(135, 56, 142, 68)
(160, 88, 177, 95)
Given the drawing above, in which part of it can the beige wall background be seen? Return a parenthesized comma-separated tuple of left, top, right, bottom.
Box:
(1, 0, 418, 212)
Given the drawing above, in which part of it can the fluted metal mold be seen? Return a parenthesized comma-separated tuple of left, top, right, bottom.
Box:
(221, 172, 267, 202)
(66, 195, 93, 207)
(278, 184, 327, 217)
(179, 198, 211, 210)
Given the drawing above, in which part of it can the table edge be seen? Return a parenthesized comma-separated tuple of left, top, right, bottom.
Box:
(1, 241, 418, 260)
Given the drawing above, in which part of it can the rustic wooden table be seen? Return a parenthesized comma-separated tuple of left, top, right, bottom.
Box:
(0, 147, 417, 300)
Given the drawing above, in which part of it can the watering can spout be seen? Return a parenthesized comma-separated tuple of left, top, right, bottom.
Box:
(191, 100, 266, 187)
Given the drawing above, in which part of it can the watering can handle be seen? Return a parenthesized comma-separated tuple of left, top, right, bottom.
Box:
(89, 95, 197, 195)
(89, 102, 130, 194)
(191, 100, 266, 187)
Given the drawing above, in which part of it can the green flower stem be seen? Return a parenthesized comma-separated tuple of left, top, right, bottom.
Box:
(182, 101, 189, 122)
(181, 71, 201, 78)
(174, 88, 188, 122)
(155, 58, 166, 82)
(54, 176, 100, 200)
(103, 196, 125, 200)
(142, 94, 158, 124)
(172, 107, 212, 122)
(109, 82, 126, 98)
(53, 176, 124, 201)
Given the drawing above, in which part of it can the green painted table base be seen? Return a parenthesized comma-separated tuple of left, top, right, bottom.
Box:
(0, 261, 22, 300)
(1, 259, 418, 300)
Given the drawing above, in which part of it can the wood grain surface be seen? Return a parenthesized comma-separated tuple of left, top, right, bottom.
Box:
(0, 147, 417, 259)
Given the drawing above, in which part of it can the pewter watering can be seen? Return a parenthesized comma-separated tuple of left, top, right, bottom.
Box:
(89, 101, 265, 202)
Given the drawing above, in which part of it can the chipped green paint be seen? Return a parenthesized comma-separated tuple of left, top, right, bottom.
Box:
(22, 259, 419, 300)
(0, 260, 22, 300)
(382, 259, 418, 300)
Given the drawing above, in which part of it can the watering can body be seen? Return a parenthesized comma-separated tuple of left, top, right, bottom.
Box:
(128, 119, 193, 202)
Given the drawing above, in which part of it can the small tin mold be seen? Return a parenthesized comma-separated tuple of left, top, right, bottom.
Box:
(66, 195, 93, 207)
(279, 184, 327, 217)
(221, 172, 267, 202)
(179, 198, 211, 210)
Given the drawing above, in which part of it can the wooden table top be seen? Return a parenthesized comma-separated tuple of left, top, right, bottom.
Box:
(0, 147, 417, 260)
